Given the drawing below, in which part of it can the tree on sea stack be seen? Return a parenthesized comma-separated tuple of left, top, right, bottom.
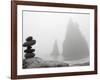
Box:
(23, 36, 36, 59)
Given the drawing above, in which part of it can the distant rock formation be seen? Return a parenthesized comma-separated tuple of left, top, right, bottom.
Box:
(62, 19, 89, 61)
(50, 40, 60, 59)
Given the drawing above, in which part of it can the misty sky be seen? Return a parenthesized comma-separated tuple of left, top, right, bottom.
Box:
(22, 11, 90, 59)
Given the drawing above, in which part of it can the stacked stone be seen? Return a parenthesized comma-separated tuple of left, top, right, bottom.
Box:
(23, 36, 36, 59)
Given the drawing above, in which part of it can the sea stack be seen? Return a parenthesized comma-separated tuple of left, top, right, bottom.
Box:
(62, 20, 89, 61)
(50, 40, 60, 59)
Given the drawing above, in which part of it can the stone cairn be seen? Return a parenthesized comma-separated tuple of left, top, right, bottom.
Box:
(23, 36, 36, 59)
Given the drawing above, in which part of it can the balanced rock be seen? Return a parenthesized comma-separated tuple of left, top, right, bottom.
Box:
(24, 49, 35, 53)
(26, 36, 33, 41)
(27, 46, 32, 49)
(23, 36, 36, 59)
(23, 40, 36, 47)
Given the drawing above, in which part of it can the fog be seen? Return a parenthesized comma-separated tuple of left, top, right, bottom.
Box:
(22, 11, 90, 61)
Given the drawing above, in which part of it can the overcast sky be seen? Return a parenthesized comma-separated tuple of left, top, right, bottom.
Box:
(22, 11, 90, 60)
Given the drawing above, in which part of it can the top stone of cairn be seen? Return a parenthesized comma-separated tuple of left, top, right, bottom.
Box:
(26, 36, 33, 41)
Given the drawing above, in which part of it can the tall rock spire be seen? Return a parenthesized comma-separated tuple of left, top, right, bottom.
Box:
(62, 19, 89, 61)
(50, 40, 60, 59)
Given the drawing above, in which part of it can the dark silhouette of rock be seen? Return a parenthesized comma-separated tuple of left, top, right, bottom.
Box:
(27, 46, 32, 49)
(23, 40, 36, 47)
(24, 49, 35, 53)
(50, 40, 60, 59)
(62, 19, 89, 61)
(23, 59, 27, 68)
(26, 36, 33, 41)
(23, 36, 36, 59)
